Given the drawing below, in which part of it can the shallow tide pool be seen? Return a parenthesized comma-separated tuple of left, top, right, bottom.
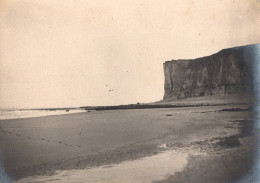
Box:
(16, 150, 188, 183)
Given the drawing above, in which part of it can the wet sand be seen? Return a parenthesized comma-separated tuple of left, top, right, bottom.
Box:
(16, 150, 190, 183)
(0, 97, 256, 182)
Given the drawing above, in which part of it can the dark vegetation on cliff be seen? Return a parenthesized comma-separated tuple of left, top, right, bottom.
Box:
(163, 44, 259, 101)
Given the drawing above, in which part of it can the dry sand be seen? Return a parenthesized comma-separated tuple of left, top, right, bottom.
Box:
(0, 97, 257, 183)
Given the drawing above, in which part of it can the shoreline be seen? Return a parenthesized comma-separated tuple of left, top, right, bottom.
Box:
(14, 115, 256, 183)
(0, 94, 253, 120)
(0, 96, 256, 182)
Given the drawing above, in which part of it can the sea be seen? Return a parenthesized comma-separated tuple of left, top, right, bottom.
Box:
(0, 109, 87, 120)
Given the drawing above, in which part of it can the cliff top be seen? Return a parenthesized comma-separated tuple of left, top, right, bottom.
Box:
(165, 43, 260, 64)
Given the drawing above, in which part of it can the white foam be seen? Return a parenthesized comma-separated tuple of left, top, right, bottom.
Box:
(0, 109, 86, 120)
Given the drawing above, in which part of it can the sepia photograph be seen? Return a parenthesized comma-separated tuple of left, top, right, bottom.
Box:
(0, 0, 260, 182)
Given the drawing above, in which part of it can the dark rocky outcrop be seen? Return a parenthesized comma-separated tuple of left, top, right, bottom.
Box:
(163, 44, 260, 101)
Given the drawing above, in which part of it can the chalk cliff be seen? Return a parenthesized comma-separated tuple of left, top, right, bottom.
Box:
(163, 44, 259, 101)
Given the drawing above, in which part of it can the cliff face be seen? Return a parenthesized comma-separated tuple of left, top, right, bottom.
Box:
(163, 44, 259, 101)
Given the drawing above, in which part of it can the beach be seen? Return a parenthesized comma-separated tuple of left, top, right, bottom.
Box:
(0, 96, 256, 183)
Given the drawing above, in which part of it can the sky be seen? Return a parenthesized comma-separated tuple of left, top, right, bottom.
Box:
(0, 0, 260, 108)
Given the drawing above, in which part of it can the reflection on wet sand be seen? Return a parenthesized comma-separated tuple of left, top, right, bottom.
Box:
(16, 150, 189, 183)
